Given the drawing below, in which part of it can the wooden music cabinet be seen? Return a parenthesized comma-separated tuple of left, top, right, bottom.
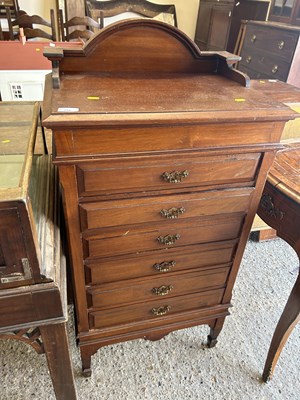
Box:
(43, 20, 297, 376)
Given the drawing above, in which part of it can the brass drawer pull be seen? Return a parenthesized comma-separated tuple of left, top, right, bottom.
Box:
(160, 207, 185, 219)
(251, 34, 257, 43)
(246, 55, 252, 64)
(151, 305, 171, 316)
(152, 285, 173, 296)
(157, 234, 180, 246)
(278, 40, 285, 50)
(153, 260, 176, 272)
(271, 65, 278, 74)
(161, 170, 189, 183)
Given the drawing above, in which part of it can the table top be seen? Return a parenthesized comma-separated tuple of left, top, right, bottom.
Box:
(251, 80, 300, 104)
(0, 41, 82, 71)
(268, 143, 300, 204)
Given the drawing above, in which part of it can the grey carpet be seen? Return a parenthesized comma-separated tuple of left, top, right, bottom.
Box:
(1, 237, 299, 400)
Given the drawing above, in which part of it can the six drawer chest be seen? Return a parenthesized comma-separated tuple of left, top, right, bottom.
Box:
(43, 20, 298, 376)
(237, 20, 300, 88)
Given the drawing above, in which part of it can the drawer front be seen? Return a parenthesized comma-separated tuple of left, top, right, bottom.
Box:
(237, 65, 262, 80)
(243, 25, 298, 62)
(54, 122, 279, 158)
(77, 153, 261, 197)
(79, 188, 253, 231)
(89, 288, 225, 329)
(85, 240, 237, 284)
(87, 266, 230, 309)
(240, 48, 290, 82)
(83, 214, 243, 259)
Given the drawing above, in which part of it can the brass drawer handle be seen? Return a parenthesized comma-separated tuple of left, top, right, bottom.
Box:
(157, 234, 180, 246)
(278, 40, 285, 50)
(251, 34, 257, 43)
(246, 55, 252, 64)
(153, 260, 176, 272)
(160, 207, 185, 219)
(271, 65, 278, 74)
(152, 285, 173, 296)
(151, 305, 171, 316)
(161, 170, 189, 183)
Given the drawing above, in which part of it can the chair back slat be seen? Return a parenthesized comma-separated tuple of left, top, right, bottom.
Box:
(6, 8, 56, 41)
(85, 0, 177, 29)
(59, 9, 100, 42)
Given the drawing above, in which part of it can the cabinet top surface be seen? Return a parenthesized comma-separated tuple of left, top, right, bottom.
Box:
(44, 73, 297, 126)
(43, 20, 298, 126)
(244, 20, 300, 32)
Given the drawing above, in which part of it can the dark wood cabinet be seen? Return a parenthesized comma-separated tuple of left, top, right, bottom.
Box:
(237, 20, 300, 87)
(269, 0, 300, 26)
(43, 19, 297, 377)
(194, 0, 269, 52)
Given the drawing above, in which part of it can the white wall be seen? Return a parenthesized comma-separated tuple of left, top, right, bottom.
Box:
(151, 0, 200, 38)
(19, 0, 56, 20)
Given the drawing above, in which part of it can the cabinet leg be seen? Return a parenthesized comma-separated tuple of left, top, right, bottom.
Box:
(207, 317, 226, 348)
(80, 348, 92, 377)
(40, 323, 77, 400)
(263, 272, 300, 382)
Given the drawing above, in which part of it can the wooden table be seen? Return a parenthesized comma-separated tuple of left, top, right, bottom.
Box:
(0, 102, 77, 399)
(258, 143, 300, 381)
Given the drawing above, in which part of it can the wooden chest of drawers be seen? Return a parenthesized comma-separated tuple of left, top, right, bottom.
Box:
(237, 20, 300, 88)
(43, 20, 297, 376)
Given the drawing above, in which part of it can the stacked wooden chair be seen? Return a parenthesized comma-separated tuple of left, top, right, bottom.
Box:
(58, 9, 100, 42)
(6, 8, 57, 41)
(85, 0, 177, 29)
(0, 0, 20, 19)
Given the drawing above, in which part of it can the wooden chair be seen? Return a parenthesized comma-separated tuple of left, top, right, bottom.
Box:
(59, 9, 100, 42)
(0, 0, 19, 19)
(85, 0, 177, 29)
(0, 24, 4, 40)
(6, 8, 57, 41)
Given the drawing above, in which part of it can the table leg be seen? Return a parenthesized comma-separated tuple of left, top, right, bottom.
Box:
(39, 323, 77, 399)
(263, 271, 300, 382)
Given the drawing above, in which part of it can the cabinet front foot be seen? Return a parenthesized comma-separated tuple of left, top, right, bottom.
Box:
(82, 367, 92, 378)
(207, 335, 218, 348)
(207, 317, 226, 348)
